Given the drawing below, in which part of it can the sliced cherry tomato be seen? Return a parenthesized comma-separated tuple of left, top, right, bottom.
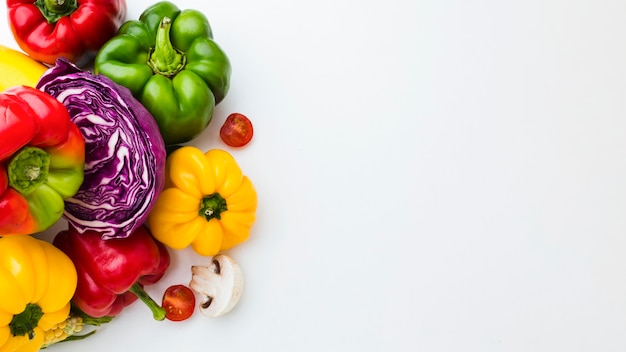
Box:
(162, 284, 196, 322)
(220, 113, 254, 147)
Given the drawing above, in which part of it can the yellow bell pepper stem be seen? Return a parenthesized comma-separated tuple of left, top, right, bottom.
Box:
(0, 45, 47, 91)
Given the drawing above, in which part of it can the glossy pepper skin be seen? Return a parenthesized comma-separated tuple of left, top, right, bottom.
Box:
(0, 86, 85, 236)
(0, 45, 46, 91)
(0, 235, 77, 352)
(53, 225, 170, 320)
(7, 0, 127, 66)
(94, 1, 231, 146)
(147, 147, 257, 256)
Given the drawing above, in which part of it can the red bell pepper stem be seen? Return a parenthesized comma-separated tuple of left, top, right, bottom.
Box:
(44, 0, 72, 13)
(8, 146, 50, 195)
(128, 283, 166, 321)
(35, 0, 78, 23)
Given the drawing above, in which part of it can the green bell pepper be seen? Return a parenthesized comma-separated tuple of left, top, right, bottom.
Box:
(94, 1, 231, 146)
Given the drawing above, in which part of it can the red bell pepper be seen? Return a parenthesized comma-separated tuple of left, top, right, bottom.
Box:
(7, 0, 127, 65)
(53, 225, 170, 320)
(0, 85, 85, 236)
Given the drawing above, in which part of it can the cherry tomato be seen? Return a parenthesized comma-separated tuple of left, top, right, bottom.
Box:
(220, 113, 254, 147)
(162, 284, 196, 322)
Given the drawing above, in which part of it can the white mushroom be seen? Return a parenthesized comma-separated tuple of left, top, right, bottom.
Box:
(189, 254, 244, 318)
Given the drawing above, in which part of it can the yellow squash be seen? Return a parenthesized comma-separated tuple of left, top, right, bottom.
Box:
(0, 235, 77, 352)
(148, 147, 258, 256)
(0, 45, 46, 91)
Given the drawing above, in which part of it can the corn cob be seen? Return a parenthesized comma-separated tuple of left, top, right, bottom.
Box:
(42, 315, 85, 347)
(41, 310, 113, 349)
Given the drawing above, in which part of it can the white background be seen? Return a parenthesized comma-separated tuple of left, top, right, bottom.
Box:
(2, 0, 626, 351)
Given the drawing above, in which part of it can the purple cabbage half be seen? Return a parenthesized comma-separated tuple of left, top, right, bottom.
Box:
(37, 59, 166, 239)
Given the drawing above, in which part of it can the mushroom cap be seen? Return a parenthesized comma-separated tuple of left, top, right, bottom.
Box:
(190, 254, 244, 318)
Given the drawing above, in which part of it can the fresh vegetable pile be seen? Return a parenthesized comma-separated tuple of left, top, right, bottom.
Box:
(0, 1, 257, 351)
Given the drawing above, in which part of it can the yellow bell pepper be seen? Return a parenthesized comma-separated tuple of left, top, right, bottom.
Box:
(0, 45, 47, 91)
(0, 235, 77, 352)
(147, 147, 258, 256)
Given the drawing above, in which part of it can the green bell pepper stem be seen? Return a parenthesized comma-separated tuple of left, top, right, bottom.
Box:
(128, 283, 166, 321)
(148, 17, 186, 78)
